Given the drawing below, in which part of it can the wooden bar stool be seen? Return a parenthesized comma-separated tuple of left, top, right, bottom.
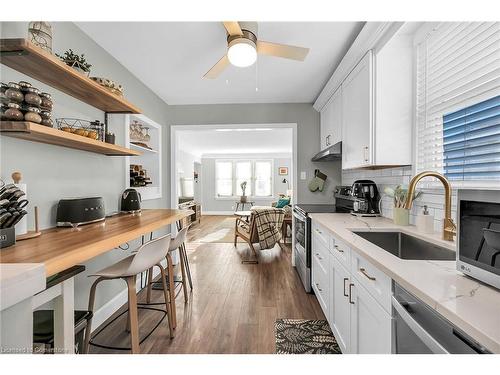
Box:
(147, 227, 190, 321)
(83, 235, 174, 354)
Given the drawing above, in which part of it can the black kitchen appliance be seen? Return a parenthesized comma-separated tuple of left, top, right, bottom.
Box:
(121, 189, 141, 213)
(349, 180, 380, 216)
(56, 197, 105, 228)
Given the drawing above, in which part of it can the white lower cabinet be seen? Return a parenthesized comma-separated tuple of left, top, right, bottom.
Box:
(349, 279, 392, 353)
(329, 254, 351, 353)
(311, 219, 393, 354)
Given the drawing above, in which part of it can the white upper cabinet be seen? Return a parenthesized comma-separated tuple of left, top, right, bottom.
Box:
(316, 24, 414, 170)
(341, 51, 373, 169)
(320, 86, 342, 150)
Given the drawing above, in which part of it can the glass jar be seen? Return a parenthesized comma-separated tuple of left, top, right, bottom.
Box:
(0, 83, 8, 103)
(40, 110, 53, 126)
(24, 106, 42, 123)
(18, 81, 32, 92)
(2, 102, 24, 121)
(40, 92, 53, 110)
(24, 87, 42, 107)
(5, 82, 24, 103)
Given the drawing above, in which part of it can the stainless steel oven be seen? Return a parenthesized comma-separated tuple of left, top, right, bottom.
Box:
(293, 207, 311, 292)
(457, 189, 500, 289)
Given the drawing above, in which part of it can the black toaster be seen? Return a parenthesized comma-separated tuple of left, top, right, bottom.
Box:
(56, 197, 105, 227)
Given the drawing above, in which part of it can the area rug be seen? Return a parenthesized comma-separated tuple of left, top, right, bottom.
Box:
(275, 319, 341, 354)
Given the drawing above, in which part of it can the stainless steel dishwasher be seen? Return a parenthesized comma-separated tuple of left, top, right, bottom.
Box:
(392, 283, 491, 354)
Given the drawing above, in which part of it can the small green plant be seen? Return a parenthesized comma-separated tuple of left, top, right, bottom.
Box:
(56, 49, 92, 72)
(240, 181, 247, 196)
(384, 185, 422, 208)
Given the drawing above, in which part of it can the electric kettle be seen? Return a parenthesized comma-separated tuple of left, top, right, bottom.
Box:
(121, 189, 141, 213)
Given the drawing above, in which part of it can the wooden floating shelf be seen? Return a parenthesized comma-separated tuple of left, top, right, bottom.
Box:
(0, 121, 141, 156)
(0, 38, 141, 114)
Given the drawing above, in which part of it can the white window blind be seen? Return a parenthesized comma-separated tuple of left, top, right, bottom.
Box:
(416, 22, 500, 184)
(215, 159, 274, 198)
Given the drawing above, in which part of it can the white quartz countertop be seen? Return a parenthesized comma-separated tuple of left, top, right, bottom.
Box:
(309, 213, 500, 353)
(0, 263, 45, 311)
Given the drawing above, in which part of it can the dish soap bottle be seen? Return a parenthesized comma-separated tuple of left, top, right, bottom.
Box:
(416, 205, 434, 234)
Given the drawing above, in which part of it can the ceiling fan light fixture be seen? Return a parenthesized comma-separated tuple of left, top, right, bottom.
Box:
(227, 38, 257, 68)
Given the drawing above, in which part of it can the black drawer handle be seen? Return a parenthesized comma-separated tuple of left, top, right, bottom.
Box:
(343, 277, 349, 297)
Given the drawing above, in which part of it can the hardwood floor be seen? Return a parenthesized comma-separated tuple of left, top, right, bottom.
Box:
(89, 216, 321, 354)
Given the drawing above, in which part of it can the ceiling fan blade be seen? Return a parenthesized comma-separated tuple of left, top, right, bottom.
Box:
(203, 54, 230, 79)
(223, 21, 243, 36)
(257, 41, 309, 61)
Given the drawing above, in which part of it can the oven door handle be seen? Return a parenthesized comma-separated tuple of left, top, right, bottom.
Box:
(293, 210, 306, 222)
(392, 296, 448, 354)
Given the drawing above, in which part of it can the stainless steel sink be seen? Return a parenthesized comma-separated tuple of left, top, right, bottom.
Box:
(352, 231, 456, 260)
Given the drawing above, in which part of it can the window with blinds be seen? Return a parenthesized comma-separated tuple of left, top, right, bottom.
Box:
(415, 22, 500, 185)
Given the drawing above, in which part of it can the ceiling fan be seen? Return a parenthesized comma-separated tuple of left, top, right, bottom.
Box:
(204, 21, 310, 79)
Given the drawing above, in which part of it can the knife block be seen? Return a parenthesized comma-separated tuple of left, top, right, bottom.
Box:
(0, 227, 15, 249)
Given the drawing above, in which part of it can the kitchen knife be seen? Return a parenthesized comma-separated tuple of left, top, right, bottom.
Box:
(0, 212, 13, 228)
(8, 210, 27, 227)
(0, 187, 18, 200)
(0, 184, 16, 195)
(0, 199, 10, 207)
(2, 211, 19, 228)
(8, 190, 26, 201)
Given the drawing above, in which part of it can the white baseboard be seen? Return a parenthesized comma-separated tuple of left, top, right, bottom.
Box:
(90, 266, 162, 333)
(201, 210, 235, 215)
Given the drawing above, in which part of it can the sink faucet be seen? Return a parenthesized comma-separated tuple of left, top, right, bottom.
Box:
(404, 171, 456, 241)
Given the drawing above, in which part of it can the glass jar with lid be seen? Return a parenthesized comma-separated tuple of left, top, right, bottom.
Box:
(40, 110, 53, 127)
(24, 106, 42, 123)
(24, 87, 42, 107)
(5, 82, 24, 103)
(1, 102, 24, 121)
(40, 92, 53, 110)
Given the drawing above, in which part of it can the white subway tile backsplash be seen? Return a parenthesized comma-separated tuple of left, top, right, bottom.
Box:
(342, 166, 460, 224)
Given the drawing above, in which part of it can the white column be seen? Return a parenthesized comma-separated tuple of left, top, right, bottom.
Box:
(53, 278, 75, 354)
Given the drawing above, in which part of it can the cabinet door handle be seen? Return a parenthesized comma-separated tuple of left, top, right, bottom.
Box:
(315, 253, 323, 260)
(315, 228, 322, 234)
(316, 283, 323, 292)
(363, 146, 369, 162)
(349, 283, 355, 304)
(343, 277, 349, 297)
(334, 244, 344, 253)
(359, 267, 376, 281)
(326, 135, 331, 146)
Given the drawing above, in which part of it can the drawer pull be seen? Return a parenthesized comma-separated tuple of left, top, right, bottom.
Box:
(349, 283, 355, 304)
(359, 267, 376, 281)
(315, 229, 323, 235)
(334, 244, 344, 253)
(315, 253, 323, 260)
(315, 283, 323, 292)
(343, 277, 349, 297)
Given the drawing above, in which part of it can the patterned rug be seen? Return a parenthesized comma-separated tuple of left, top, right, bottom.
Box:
(275, 319, 341, 354)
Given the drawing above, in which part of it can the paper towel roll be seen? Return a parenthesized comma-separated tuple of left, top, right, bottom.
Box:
(14, 183, 27, 235)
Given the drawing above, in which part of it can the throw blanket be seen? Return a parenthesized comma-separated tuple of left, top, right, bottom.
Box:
(252, 208, 285, 250)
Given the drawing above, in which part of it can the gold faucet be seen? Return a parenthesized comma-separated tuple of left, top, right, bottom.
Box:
(404, 171, 456, 241)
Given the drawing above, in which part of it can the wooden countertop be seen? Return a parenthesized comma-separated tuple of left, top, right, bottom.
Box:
(0, 209, 192, 277)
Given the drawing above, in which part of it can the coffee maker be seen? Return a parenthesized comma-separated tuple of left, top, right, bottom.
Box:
(351, 180, 380, 216)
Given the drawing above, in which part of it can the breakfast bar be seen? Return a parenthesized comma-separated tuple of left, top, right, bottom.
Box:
(0, 209, 192, 354)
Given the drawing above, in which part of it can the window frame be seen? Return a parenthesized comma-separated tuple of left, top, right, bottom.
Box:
(412, 22, 500, 190)
(214, 159, 275, 199)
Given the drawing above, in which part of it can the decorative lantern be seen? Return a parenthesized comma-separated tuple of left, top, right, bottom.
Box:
(28, 22, 53, 53)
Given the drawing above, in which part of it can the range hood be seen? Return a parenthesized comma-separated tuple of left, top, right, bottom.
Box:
(311, 142, 342, 161)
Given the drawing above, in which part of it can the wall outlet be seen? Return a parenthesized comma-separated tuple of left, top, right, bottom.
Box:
(300, 171, 307, 180)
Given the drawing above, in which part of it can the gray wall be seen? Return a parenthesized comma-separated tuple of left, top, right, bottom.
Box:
(200, 156, 292, 212)
(166, 103, 342, 205)
(0, 22, 170, 311)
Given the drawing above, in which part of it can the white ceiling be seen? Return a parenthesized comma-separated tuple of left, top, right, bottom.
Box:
(177, 127, 292, 158)
(76, 22, 364, 105)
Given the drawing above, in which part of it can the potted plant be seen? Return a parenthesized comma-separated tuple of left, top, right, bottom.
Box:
(384, 185, 422, 226)
(240, 181, 248, 203)
(56, 49, 92, 76)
